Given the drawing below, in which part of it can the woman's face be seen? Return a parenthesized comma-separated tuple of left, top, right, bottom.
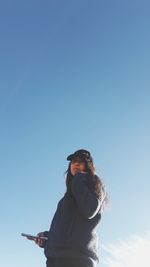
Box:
(70, 157, 86, 176)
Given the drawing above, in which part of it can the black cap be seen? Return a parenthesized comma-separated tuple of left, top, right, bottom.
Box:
(67, 149, 93, 162)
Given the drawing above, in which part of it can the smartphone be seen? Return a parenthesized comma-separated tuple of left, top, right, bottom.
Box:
(21, 233, 48, 240)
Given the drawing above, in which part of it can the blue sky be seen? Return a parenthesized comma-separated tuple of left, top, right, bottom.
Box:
(0, 1, 150, 266)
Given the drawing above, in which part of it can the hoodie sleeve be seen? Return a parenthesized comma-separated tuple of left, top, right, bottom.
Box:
(71, 172, 102, 219)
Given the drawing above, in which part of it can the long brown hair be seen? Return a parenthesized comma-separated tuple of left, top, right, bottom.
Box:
(65, 159, 109, 212)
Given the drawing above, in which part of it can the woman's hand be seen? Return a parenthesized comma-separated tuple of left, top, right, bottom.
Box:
(34, 232, 46, 247)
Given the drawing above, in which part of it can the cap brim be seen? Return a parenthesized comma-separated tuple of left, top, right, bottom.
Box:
(67, 154, 74, 161)
(67, 154, 92, 161)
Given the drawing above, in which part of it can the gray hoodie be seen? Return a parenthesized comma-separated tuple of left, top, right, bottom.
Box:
(43, 172, 104, 265)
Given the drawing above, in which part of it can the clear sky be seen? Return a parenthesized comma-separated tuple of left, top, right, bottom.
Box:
(0, 1, 150, 266)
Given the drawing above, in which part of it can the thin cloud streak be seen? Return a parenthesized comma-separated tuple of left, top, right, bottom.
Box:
(1, 68, 30, 114)
(102, 233, 150, 267)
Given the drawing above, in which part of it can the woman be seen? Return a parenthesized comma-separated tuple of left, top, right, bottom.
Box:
(35, 149, 108, 267)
